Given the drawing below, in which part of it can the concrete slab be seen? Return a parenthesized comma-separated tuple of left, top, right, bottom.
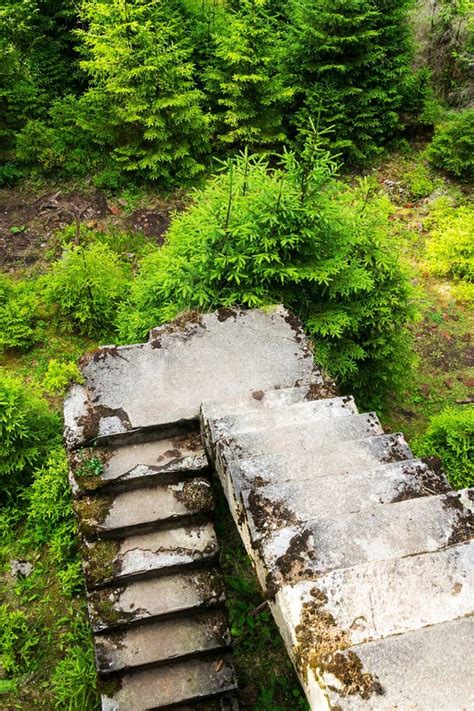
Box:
(242, 459, 452, 543)
(276, 540, 474, 652)
(69, 432, 208, 496)
(95, 608, 231, 674)
(64, 306, 319, 448)
(75, 476, 214, 538)
(87, 569, 226, 633)
(206, 397, 359, 450)
(101, 654, 238, 710)
(322, 616, 474, 710)
(216, 413, 383, 471)
(83, 523, 219, 589)
(261, 490, 474, 590)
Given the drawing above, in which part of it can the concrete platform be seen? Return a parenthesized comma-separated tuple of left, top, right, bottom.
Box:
(95, 609, 231, 674)
(101, 654, 238, 710)
(83, 523, 219, 589)
(64, 306, 319, 448)
(87, 569, 226, 633)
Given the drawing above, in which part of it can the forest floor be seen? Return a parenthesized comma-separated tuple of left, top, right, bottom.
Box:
(0, 143, 472, 709)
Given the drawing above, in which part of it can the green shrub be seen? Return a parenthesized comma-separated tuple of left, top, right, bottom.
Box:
(0, 275, 41, 352)
(51, 630, 98, 710)
(402, 163, 437, 200)
(428, 109, 474, 180)
(43, 359, 84, 396)
(44, 242, 130, 337)
(118, 134, 413, 406)
(425, 201, 474, 296)
(414, 407, 474, 489)
(0, 370, 59, 497)
(0, 605, 39, 676)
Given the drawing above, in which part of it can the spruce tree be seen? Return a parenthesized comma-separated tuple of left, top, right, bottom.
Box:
(204, 0, 290, 149)
(77, 0, 210, 185)
(283, 0, 415, 164)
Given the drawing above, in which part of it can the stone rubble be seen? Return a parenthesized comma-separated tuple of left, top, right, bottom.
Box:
(65, 305, 474, 710)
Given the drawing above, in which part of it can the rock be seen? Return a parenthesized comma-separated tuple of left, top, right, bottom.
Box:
(10, 559, 33, 579)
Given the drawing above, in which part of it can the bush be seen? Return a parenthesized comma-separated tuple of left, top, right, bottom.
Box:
(118, 133, 413, 406)
(44, 242, 130, 337)
(0, 605, 39, 676)
(428, 109, 474, 180)
(43, 359, 84, 396)
(51, 636, 98, 710)
(425, 201, 474, 301)
(0, 370, 59, 497)
(0, 275, 41, 352)
(414, 407, 474, 489)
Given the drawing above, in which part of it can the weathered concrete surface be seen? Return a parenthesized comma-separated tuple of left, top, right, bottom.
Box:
(95, 608, 231, 673)
(69, 433, 208, 495)
(87, 568, 226, 633)
(323, 615, 474, 710)
(260, 491, 474, 590)
(242, 459, 451, 543)
(83, 522, 219, 589)
(75, 476, 214, 538)
(101, 654, 238, 710)
(64, 306, 320, 448)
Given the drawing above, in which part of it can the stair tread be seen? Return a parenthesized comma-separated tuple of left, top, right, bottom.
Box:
(87, 569, 226, 633)
(69, 432, 208, 495)
(83, 523, 219, 589)
(276, 540, 474, 650)
(75, 476, 214, 538)
(261, 490, 474, 590)
(95, 608, 231, 674)
(321, 615, 474, 710)
(242, 458, 452, 543)
(101, 654, 238, 710)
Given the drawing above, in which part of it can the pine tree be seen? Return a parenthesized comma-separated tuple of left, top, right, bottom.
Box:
(77, 0, 210, 185)
(204, 0, 290, 149)
(283, 0, 415, 163)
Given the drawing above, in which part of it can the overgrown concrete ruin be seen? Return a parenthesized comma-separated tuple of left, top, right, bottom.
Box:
(64, 306, 474, 710)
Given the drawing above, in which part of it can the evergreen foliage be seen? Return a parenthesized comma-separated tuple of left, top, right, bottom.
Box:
(0, 275, 41, 352)
(0, 370, 59, 498)
(204, 0, 289, 149)
(118, 134, 413, 405)
(76, 0, 210, 186)
(414, 406, 474, 489)
(44, 242, 130, 337)
(283, 0, 416, 163)
(428, 109, 474, 180)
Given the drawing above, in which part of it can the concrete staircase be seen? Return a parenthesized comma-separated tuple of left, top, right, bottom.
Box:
(64, 306, 474, 710)
(201, 387, 474, 710)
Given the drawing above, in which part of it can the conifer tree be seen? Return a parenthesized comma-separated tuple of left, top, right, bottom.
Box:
(283, 0, 415, 163)
(204, 0, 290, 149)
(77, 0, 210, 185)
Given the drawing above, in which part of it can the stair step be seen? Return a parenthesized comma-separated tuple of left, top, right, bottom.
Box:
(83, 523, 219, 590)
(260, 490, 474, 592)
(75, 477, 214, 539)
(218, 434, 412, 528)
(69, 433, 208, 496)
(215, 413, 384, 474)
(276, 540, 474, 652)
(100, 653, 238, 710)
(175, 696, 240, 711)
(205, 396, 358, 453)
(95, 608, 231, 675)
(88, 569, 226, 633)
(201, 377, 335, 424)
(322, 615, 474, 711)
(242, 459, 452, 543)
